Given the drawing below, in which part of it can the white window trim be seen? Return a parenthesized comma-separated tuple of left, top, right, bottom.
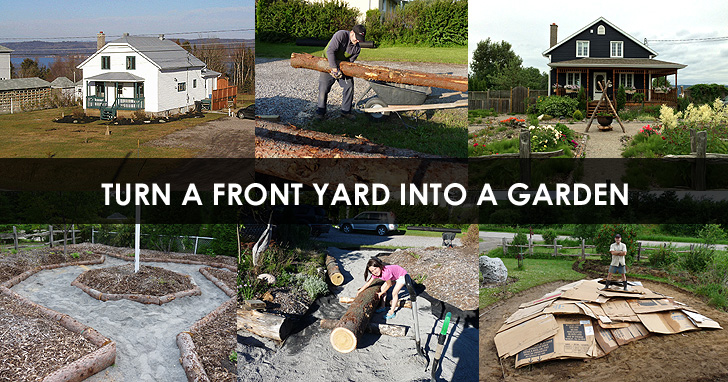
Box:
(597, 25, 605, 35)
(576, 40, 589, 57)
(611, 41, 624, 58)
(566, 72, 581, 87)
(618, 72, 634, 88)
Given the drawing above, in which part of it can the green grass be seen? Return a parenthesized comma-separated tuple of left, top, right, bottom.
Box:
(0, 107, 227, 158)
(256, 42, 467, 64)
(479, 256, 585, 309)
(308, 112, 466, 157)
(315, 240, 409, 250)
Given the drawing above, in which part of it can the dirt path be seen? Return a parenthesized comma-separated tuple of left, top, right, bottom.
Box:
(480, 279, 728, 382)
(146, 115, 254, 158)
(11, 256, 230, 382)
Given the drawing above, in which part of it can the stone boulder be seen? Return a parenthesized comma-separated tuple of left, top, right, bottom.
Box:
(479, 256, 507, 284)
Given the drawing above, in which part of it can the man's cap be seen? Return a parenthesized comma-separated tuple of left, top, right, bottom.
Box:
(614, 234, 621, 238)
(353, 25, 366, 42)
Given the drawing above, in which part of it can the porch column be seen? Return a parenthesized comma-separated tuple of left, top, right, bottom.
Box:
(648, 72, 652, 101)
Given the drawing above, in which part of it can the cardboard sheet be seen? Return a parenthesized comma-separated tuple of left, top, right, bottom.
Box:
(601, 300, 639, 322)
(515, 316, 595, 368)
(594, 325, 619, 354)
(638, 311, 699, 334)
(495, 314, 559, 358)
(682, 310, 723, 329)
(544, 300, 582, 315)
(611, 322, 650, 345)
(518, 291, 563, 309)
(628, 298, 676, 314)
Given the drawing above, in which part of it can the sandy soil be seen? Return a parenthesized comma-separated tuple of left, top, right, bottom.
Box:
(145, 115, 255, 158)
(74, 264, 194, 296)
(480, 280, 728, 382)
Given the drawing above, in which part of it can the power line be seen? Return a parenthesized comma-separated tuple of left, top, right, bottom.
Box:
(0, 28, 254, 41)
(647, 36, 728, 44)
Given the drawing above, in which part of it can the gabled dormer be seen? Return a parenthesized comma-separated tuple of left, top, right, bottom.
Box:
(543, 17, 657, 63)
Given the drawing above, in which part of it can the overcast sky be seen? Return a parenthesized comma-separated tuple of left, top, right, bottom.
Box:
(0, 0, 254, 42)
(469, 0, 728, 85)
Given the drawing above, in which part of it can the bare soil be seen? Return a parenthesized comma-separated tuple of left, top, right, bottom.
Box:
(74, 264, 194, 296)
(480, 279, 728, 381)
(0, 292, 97, 382)
(145, 115, 255, 158)
(380, 246, 478, 310)
(192, 302, 237, 382)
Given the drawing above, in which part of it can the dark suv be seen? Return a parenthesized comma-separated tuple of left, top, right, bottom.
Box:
(338, 211, 398, 236)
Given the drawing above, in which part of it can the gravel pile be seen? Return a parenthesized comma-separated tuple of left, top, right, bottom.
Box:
(255, 57, 467, 126)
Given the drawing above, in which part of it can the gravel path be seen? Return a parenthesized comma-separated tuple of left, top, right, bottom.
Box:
(315, 230, 462, 248)
(11, 256, 230, 382)
(256, 58, 467, 126)
(238, 248, 478, 382)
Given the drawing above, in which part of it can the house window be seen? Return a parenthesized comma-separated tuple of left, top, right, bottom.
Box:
(576, 41, 589, 57)
(117, 84, 123, 97)
(611, 41, 624, 58)
(178, 82, 186, 92)
(101, 56, 110, 70)
(566, 72, 581, 87)
(95, 83, 105, 97)
(135, 83, 144, 98)
(126, 56, 136, 70)
(597, 25, 605, 35)
(618, 73, 634, 88)
(193, 79, 197, 88)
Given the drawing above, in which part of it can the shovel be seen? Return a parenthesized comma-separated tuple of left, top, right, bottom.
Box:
(431, 311, 452, 382)
(405, 275, 429, 369)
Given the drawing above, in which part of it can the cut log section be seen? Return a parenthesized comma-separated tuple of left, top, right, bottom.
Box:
(339, 296, 411, 309)
(237, 308, 294, 342)
(326, 255, 344, 286)
(329, 280, 383, 353)
(290, 53, 468, 92)
(320, 319, 407, 337)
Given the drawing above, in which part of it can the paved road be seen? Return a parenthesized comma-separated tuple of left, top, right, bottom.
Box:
(12, 256, 230, 382)
(316, 229, 461, 248)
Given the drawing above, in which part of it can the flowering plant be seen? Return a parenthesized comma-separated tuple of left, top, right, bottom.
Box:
(654, 85, 671, 93)
(564, 84, 580, 91)
(639, 124, 660, 137)
(552, 83, 563, 90)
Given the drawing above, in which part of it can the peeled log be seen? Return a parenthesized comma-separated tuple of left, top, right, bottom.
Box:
(290, 53, 467, 92)
(326, 255, 344, 286)
(330, 280, 383, 353)
(237, 309, 294, 342)
(320, 318, 407, 337)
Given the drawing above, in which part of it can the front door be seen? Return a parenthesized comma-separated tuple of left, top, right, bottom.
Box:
(593, 72, 607, 100)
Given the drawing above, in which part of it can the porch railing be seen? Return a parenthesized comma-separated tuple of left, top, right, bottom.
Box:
(86, 96, 105, 108)
(650, 89, 677, 104)
(114, 97, 145, 110)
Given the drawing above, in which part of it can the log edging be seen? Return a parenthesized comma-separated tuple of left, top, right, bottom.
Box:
(0, 286, 117, 382)
(177, 298, 235, 382)
(71, 270, 201, 305)
(199, 267, 236, 298)
(98, 249, 237, 272)
(0, 255, 106, 289)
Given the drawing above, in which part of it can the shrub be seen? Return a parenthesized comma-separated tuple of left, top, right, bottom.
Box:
(365, 0, 467, 46)
(527, 96, 579, 117)
(133, 109, 147, 120)
(510, 229, 528, 257)
(649, 244, 678, 266)
(572, 110, 583, 121)
(699, 224, 726, 246)
(71, 108, 86, 119)
(542, 229, 558, 244)
(594, 224, 638, 264)
(681, 245, 713, 273)
(616, 85, 626, 112)
(576, 87, 587, 111)
(633, 92, 645, 105)
(256, 0, 360, 42)
(688, 84, 728, 105)
(302, 275, 328, 300)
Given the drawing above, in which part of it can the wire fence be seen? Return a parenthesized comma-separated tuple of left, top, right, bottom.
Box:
(91, 229, 215, 255)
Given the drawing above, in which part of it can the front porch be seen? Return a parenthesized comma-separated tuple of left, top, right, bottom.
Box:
(85, 72, 145, 120)
(554, 67, 679, 106)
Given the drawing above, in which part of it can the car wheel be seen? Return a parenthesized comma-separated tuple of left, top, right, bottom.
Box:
(376, 226, 387, 236)
(237, 109, 246, 119)
(342, 224, 353, 234)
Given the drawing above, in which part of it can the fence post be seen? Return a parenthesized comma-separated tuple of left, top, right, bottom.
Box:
(528, 236, 533, 256)
(13, 226, 18, 251)
(690, 128, 697, 153)
(92, 229, 95, 244)
(49, 225, 53, 248)
(553, 238, 558, 256)
(72, 224, 76, 244)
(520, 129, 531, 186)
(502, 237, 507, 256)
(637, 242, 642, 262)
(194, 236, 200, 255)
(693, 131, 707, 191)
(581, 239, 586, 261)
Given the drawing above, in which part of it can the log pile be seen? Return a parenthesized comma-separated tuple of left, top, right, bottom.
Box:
(328, 280, 383, 353)
(290, 53, 468, 92)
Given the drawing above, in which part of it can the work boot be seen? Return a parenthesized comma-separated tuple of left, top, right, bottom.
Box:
(602, 280, 611, 290)
(623, 280, 628, 291)
(340, 112, 356, 121)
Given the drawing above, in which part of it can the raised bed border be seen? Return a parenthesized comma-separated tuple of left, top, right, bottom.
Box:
(71, 267, 201, 305)
(96, 248, 237, 272)
(177, 297, 236, 382)
(1, 255, 106, 289)
(199, 267, 236, 298)
(0, 285, 116, 382)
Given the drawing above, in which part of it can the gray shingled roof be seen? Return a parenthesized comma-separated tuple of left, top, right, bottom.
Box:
(549, 58, 686, 69)
(109, 35, 206, 69)
(0, 44, 12, 53)
(0, 78, 51, 91)
(50, 77, 74, 88)
(86, 72, 145, 82)
(202, 69, 221, 78)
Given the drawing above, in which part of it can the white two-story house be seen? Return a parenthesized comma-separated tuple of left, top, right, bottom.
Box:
(78, 33, 221, 119)
(0, 44, 12, 80)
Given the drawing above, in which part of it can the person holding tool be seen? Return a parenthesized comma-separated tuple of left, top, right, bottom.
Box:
(357, 257, 407, 319)
(603, 233, 628, 290)
(315, 25, 366, 121)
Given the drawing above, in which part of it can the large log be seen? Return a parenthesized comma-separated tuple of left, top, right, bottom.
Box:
(326, 255, 344, 286)
(290, 53, 467, 92)
(320, 318, 407, 337)
(329, 280, 383, 353)
(339, 296, 411, 309)
(237, 308, 294, 342)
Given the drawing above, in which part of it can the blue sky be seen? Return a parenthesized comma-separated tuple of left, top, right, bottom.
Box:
(0, 0, 254, 41)
(469, 0, 728, 85)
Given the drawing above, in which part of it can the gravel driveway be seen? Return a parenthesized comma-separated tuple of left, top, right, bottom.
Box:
(256, 58, 467, 126)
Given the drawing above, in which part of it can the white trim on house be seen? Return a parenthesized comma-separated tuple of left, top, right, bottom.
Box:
(542, 16, 659, 57)
(566, 72, 581, 87)
(576, 41, 589, 57)
(617, 72, 634, 88)
(597, 25, 605, 35)
(610, 41, 624, 58)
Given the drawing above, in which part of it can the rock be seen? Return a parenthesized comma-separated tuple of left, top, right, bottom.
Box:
(479, 256, 507, 284)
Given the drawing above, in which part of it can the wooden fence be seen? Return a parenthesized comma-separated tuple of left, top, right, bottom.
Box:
(0, 225, 80, 251)
(501, 237, 597, 260)
(634, 242, 694, 262)
(469, 87, 547, 114)
(211, 77, 237, 110)
(663, 129, 728, 190)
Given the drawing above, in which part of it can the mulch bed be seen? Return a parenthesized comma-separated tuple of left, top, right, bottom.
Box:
(0, 244, 103, 285)
(204, 267, 236, 291)
(53, 115, 99, 124)
(0, 293, 97, 382)
(380, 246, 479, 311)
(74, 264, 194, 296)
(190, 301, 236, 382)
(264, 287, 313, 316)
(94, 245, 236, 271)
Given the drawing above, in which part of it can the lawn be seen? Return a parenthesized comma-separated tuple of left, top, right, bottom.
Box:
(255, 42, 467, 64)
(0, 107, 226, 158)
(479, 256, 585, 309)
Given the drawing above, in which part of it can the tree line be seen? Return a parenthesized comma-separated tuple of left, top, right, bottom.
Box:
(469, 38, 548, 91)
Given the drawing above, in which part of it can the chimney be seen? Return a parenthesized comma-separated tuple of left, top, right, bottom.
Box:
(97, 31, 105, 51)
(123, 32, 129, 37)
(158, 34, 165, 41)
(550, 23, 558, 48)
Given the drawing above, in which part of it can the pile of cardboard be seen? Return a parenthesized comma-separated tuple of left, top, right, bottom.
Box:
(494, 279, 722, 368)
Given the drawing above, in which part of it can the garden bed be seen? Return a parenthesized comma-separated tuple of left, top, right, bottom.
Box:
(179, 298, 236, 382)
(94, 244, 237, 271)
(72, 264, 201, 305)
(200, 267, 237, 297)
(0, 244, 105, 287)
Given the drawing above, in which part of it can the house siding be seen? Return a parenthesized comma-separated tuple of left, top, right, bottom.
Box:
(549, 22, 653, 63)
(157, 69, 207, 114)
(0, 53, 11, 80)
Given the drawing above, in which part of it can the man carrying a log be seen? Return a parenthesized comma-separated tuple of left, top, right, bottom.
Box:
(315, 25, 366, 121)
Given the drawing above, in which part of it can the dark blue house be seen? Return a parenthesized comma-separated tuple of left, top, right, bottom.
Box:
(543, 17, 685, 112)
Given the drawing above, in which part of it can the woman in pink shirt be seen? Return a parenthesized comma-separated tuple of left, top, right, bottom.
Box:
(357, 257, 408, 319)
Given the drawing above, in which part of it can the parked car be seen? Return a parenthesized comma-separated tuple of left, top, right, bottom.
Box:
(272, 204, 331, 237)
(338, 211, 398, 236)
(237, 104, 255, 119)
